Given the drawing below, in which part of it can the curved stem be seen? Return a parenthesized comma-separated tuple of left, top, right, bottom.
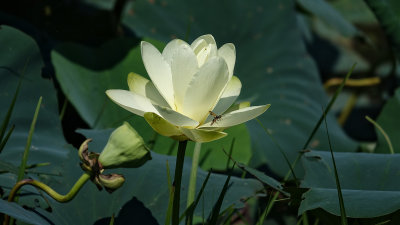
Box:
(4, 173, 90, 225)
(366, 116, 394, 154)
(187, 142, 201, 208)
(172, 140, 188, 225)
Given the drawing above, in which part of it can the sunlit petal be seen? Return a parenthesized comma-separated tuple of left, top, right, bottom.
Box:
(141, 41, 175, 109)
(218, 43, 236, 80)
(162, 39, 189, 65)
(106, 89, 158, 116)
(211, 76, 241, 115)
(170, 44, 199, 111)
(199, 105, 271, 128)
(153, 105, 199, 128)
(182, 57, 229, 122)
(127, 72, 169, 108)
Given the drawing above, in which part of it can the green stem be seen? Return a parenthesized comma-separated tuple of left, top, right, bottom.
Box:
(187, 142, 201, 208)
(4, 173, 90, 225)
(172, 140, 188, 225)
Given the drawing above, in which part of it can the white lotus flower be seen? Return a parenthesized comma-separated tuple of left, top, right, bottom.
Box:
(106, 34, 270, 143)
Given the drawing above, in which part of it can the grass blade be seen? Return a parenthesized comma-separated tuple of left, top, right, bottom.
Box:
(256, 191, 279, 225)
(0, 125, 15, 154)
(165, 161, 173, 225)
(109, 214, 115, 225)
(16, 96, 42, 184)
(208, 163, 235, 225)
(254, 64, 356, 225)
(9, 96, 42, 225)
(187, 142, 202, 208)
(324, 108, 348, 225)
(59, 98, 68, 121)
(0, 81, 21, 143)
(225, 138, 235, 170)
(365, 116, 394, 154)
(302, 212, 309, 225)
(180, 170, 211, 225)
(231, 209, 250, 225)
(282, 63, 356, 185)
(221, 205, 235, 225)
(303, 63, 356, 150)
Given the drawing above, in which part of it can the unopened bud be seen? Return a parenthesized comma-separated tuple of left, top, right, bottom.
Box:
(99, 122, 151, 169)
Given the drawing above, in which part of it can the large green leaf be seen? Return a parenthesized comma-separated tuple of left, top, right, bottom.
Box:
(374, 88, 400, 153)
(0, 199, 51, 225)
(299, 150, 400, 218)
(51, 38, 145, 129)
(121, 0, 358, 176)
(51, 38, 252, 171)
(0, 26, 71, 188)
(38, 128, 263, 225)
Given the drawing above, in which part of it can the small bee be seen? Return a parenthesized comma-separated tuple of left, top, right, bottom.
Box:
(209, 111, 222, 126)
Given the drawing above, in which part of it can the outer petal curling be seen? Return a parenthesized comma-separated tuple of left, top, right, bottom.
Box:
(211, 76, 242, 116)
(182, 57, 229, 122)
(218, 43, 236, 80)
(224, 101, 251, 114)
(144, 112, 186, 140)
(200, 104, 271, 128)
(179, 127, 227, 143)
(141, 41, 175, 109)
(106, 89, 158, 116)
(127, 72, 169, 108)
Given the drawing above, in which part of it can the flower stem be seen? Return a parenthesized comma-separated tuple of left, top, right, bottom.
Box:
(187, 142, 201, 208)
(172, 140, 188, 225)
(4, 172, 90, 225)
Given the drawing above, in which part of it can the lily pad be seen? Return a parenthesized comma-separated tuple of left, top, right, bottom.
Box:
(121, 0, 358, 176)
(0, 199, 51, 225)
(299, 150, 400, 218)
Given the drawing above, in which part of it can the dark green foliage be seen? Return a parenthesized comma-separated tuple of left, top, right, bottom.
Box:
(300, 150, 400, 218)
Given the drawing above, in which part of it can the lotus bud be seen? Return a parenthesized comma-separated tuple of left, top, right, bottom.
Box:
(99, 122, 151, 169)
